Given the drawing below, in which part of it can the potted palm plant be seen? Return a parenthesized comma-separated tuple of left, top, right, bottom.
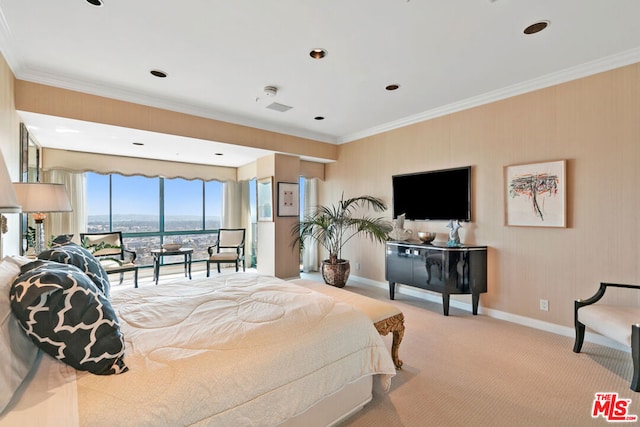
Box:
(292, 194, 393, 287)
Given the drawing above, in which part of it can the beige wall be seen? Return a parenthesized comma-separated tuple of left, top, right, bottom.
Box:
(325, 62, 640, 328)
(0, 53, 20, 256)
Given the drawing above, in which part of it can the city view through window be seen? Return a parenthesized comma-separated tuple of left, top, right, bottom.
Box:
(85, 173, 253, 267)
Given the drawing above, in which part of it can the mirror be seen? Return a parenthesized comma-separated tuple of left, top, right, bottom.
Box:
(19, 123, 41, 254)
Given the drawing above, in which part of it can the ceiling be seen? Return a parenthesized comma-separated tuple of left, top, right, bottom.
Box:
(1, 0, 640, 167)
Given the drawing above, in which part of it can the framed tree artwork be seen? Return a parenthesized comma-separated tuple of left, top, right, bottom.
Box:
(504, 160, 566, 227)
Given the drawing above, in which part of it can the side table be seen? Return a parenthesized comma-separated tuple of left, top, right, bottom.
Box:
(151, 247, 193, 285)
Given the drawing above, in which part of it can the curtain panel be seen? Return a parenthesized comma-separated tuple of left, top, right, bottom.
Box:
(42, 169, 87, 245)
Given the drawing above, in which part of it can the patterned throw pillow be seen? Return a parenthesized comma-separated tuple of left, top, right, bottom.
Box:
(38, 241, 111, 297)
(50, 234, 74, 246)
(10, 260, 128, 375)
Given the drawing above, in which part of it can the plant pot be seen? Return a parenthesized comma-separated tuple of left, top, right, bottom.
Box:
(321, 259, 350, 288)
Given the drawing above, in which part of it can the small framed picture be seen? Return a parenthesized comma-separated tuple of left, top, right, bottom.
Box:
(257, 177, 273, 222)
(504, 160, 566, 227)
(277, 182, 299, 217)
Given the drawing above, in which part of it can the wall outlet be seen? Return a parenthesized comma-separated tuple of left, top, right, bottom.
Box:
(539, 299, 549, 312)
(355, 262, 361, 270)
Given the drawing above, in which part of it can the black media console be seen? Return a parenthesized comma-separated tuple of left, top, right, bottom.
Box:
(385, 241, 487, 316)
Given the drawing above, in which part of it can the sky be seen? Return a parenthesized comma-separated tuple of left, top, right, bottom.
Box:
(86, 173, 226, 218)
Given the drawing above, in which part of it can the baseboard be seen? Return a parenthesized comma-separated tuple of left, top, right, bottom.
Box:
(350, 274, 630, 354)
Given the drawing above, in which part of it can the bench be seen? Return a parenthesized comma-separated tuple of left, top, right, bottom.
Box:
(290, 279, 404, 369)
(573, 282, 640, 391)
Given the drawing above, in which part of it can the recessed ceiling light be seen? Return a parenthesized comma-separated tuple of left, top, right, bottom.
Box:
(314, 116, 325, 121)
(150, 70, 168, 78)
(86, 0, 104, 6)
(214, 153, 223, 156)
(524, 21, 549, 35)
(309, 49, 327, 59)
(132, 142, 144, 146)
(386, 84, 400, 91)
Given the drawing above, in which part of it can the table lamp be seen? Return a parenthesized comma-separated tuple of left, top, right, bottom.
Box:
(13, 183, 72, 255)
(0, 150, 21, 258)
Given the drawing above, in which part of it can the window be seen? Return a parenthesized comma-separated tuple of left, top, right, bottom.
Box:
(112, 175, 159, 233)
(86, 173, 110, 233)
(85, 172, 225, 266)
(164, 178, 203, 231)
(204, 180, 222, 230)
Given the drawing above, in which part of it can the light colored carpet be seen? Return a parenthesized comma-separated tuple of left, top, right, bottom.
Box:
(329, 277, 636, 427)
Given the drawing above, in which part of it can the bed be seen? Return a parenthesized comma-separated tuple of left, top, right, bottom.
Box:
(0, 248, 396, 426)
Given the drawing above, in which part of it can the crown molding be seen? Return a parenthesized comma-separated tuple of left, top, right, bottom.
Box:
(338, 47, 640, 144)
(14, 66, 338, 145)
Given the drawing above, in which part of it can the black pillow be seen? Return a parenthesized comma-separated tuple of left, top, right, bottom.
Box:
(10, 260, 128, 375)
(51, 234, 74, 246)
(38, 241, 111, 297)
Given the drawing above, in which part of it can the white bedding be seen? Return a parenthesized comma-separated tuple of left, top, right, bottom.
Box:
(1, 273, 395, 426)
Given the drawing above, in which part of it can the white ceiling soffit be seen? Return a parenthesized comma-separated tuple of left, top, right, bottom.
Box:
(18, 112, 276, 168)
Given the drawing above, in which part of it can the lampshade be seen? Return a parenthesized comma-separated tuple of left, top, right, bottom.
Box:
(0, 151, 21, 213)
(12, 183, 72, 213)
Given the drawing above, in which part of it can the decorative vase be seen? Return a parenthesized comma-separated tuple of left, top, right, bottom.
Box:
(321, 259, 350, 288)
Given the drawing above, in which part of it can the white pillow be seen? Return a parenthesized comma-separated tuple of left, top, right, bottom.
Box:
(0, 256, 39, 415)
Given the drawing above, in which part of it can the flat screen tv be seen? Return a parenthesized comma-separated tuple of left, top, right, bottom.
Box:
(392, 166, 471, 221)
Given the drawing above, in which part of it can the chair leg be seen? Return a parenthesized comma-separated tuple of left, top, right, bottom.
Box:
(573, 321, 585, 353)
(206, 261, 210, 277)
(217, 263, 221, 273)
(235, 260, 239, 272)
(119, 272, 124, 285)
(133, 268, 139, 289)
(632, 325, 640, 391)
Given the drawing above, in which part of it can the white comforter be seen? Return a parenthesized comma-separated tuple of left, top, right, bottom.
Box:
(4, 273, 395, 426)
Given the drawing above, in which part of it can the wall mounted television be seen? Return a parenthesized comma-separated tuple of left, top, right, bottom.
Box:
(392, 166, 472, 221)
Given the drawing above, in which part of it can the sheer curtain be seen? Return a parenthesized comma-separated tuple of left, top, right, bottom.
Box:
(43, 169, 87, 245)
(302, 178, 319, 272)
(222, 180, 252, 264)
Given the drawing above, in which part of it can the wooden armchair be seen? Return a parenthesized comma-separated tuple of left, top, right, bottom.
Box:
(80, 231, 139, 288)
(574, 282, 640, 391)
(207, 228, 246, 276)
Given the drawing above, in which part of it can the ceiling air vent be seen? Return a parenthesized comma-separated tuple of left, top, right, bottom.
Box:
(266, 102, 293, 112)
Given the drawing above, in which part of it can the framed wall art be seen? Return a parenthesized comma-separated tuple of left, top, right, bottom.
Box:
(257, 177, 273, 222)
(504, 160, 566, 227)
(277, 182, 299, 217)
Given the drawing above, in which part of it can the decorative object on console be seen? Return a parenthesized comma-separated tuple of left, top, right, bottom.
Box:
(504, 160, 566, 227)
(446, 220, 462, 246)
(12, 183, 72, 255)
(0, 150, 22, 258)
(292, 194, 393, 287)
(417, 231, 436, 243)
(389, 213, 412, 241)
